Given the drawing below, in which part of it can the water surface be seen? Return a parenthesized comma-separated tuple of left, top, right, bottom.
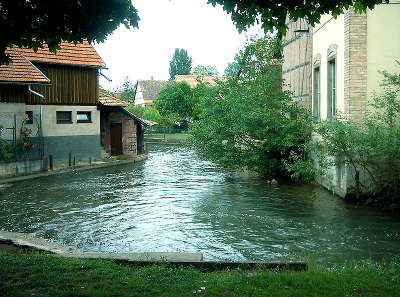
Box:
(1, 144, 399, 262)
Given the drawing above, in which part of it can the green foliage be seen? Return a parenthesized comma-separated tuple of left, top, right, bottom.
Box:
(1, 253, 400, 297)
(155, 82, 194, 121)
(207, 0, 387, 34)
(125, 105, 178, 127)
(224, 53, 242, 77)
(314, 66, 400, 201)
(0, 0, 139, 64)
(115, 77, 136, 103)
(192, 65, 219, 76)
(169, 49, 192, 80)
(189, 37, 313, 180)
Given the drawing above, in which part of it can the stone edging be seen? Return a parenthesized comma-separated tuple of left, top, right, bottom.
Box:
(0, 230, 308, 271)
(0, 154, 148, 185)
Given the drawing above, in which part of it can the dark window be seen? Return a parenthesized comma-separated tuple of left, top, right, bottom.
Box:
(327, 58, 337, 120)
(77, 111, 92, 123)
(56, 111, 72, 124)
(313, 67, 321, 121)
(25, 111, 33, 124)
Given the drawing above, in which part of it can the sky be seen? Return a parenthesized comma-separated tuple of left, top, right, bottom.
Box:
(94, 0, 262, 91)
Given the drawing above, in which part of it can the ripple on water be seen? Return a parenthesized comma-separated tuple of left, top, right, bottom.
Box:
(1, 143, 400, 262)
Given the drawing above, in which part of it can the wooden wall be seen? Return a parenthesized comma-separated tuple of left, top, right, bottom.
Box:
(0, 85, 27, 103)
(0, 63, 99, 105)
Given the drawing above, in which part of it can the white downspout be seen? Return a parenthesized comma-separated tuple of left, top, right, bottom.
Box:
(28, 85, 46, 169)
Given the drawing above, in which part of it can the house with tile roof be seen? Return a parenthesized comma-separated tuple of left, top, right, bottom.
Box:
(133, 80, 168, 106)
(174, 75, 223, 88)
(0, 41, 148, 166)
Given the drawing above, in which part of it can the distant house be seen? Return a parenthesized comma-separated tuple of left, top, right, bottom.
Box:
(134, 80, 168, 106)
(0, 42, 149, 167)
(98, 92, 154, 157)
(175, 75, 222, 88)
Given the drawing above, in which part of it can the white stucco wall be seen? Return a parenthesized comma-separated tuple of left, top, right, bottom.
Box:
(367, 3, 400, 98)
(312, 14, 345, 120)
(29, 105, 100, 137)
(134, 85, 144, 105)
(1, 103, 100, 138)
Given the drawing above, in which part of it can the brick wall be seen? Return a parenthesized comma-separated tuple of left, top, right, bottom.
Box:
(344, 9, 368, 121)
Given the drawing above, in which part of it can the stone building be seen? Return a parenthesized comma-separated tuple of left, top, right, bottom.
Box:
(282, 3, 400, 196)
(99, 92, 154, 157)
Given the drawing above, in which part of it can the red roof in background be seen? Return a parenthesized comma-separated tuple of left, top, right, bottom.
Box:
(0, 51, 50, 84)
(0, 41, 105, 84)
(99, 91, 129, 107)
(11, 41, 105, 68)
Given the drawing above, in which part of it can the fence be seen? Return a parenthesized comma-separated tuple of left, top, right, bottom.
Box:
(0, 112, 44, 163)
(145, 126, 187, 135)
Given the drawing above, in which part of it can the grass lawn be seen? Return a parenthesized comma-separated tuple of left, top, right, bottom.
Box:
(0, 254, 399, 297)
(145, 133, 188, 141)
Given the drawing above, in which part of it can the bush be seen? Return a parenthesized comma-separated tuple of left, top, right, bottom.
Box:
(189, 37, 314, 181)
(314, 65, 400, 202)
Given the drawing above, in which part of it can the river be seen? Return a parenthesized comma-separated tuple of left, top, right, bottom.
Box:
(1, 143, 399, 262)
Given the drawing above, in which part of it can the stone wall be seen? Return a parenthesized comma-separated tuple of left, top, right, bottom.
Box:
(0, 159, 43, 177)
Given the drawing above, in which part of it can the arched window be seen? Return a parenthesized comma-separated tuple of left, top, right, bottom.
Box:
(327, 44, 338, 121)
(313, 54, 321, 121)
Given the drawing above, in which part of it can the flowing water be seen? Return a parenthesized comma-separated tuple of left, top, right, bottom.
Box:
(1, 144, 399, 262)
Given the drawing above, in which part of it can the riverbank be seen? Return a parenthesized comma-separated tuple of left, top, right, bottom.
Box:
(0, 154, 147, 184)
(145, 133, 187, 144)
(0, 251, 399, 297)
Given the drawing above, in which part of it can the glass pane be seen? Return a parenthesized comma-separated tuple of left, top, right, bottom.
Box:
(77, 113, 89, 121)
(57, 111, 71, 122)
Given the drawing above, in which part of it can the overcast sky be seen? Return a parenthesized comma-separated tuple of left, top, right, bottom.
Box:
(94, 0, 262, 90)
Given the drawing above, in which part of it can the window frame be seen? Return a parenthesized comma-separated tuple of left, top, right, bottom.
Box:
(56, 111, 72, 124)
(76, 111, 92, 123)
(313, 64, 321, 121)
(25, 111, 33, 124)
(327, 56, 337, 121)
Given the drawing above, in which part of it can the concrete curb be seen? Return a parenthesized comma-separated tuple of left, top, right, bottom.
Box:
(0, 230, 203, 262)
(0, 154, 148, 185)
(0, 230, 307, 271)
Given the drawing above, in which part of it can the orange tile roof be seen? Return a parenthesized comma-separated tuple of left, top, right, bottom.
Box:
(99, 91, 128, 107)
(9, 41, 105, 68)
(0, 51, 50, 84)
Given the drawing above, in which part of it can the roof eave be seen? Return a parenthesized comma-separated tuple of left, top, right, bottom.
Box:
(0, 81, 51, 86)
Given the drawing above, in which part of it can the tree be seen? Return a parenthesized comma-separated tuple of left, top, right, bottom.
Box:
(155, 81, 194, 121)
(169, 49, 192, 80)
(207, 0, 388, 33)
(1, 0, 387, 65)
(189, 37, 314, 180)
(115, 77, 136, 103)
(224, 53, 242, 77)
(0, 0, 139, 64)
(192, 65, 219, 76)
(125, 105, 177, 127)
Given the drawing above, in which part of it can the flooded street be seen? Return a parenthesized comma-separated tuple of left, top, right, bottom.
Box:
(1, 143, 399, 262)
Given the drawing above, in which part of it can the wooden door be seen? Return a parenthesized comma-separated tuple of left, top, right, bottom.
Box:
(110, 123, 123, 155)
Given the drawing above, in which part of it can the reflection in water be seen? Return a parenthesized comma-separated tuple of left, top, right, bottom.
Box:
(1, 144, 399, 262)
